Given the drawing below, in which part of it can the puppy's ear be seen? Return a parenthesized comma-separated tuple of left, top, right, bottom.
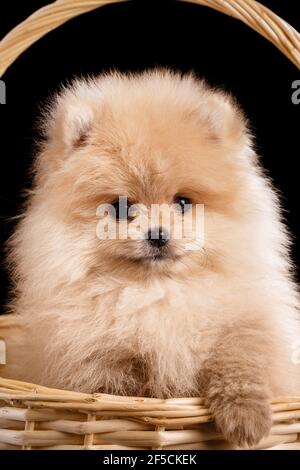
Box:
(197, 89, 248, 143)
(44, 80, 98, 153)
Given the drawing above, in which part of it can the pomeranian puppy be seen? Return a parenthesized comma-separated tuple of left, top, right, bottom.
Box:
(4, 70, 300, 447)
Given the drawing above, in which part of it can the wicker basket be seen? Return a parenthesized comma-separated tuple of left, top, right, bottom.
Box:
(0, 0, 300, 451)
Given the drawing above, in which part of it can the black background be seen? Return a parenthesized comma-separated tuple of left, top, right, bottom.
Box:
(0, 0, 299, 312)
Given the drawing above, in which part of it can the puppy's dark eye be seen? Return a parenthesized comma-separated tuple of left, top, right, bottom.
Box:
(174, 195, 191, 214)
(111, 197, 132, 220)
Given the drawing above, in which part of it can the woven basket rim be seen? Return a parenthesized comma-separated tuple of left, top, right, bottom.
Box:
(1, 375, 300, 405)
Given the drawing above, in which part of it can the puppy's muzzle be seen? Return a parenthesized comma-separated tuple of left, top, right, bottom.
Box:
(147, 227, 169, 249)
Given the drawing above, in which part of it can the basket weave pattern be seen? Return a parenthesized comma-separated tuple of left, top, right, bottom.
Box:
(1, 376, 300, 450)
(0, 0, 300, 450)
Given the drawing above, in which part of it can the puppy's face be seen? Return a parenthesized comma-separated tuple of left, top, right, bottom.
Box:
(38, 72, 254, 280)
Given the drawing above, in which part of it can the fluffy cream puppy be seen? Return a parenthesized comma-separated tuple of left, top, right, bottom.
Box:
(5, 70, 300, 447)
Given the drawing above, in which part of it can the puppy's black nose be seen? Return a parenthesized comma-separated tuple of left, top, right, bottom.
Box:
(147, 227, 169, 248)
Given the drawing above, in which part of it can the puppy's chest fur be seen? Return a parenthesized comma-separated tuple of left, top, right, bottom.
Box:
(81, 278, 220, 396)
(16, 276, 224, 397)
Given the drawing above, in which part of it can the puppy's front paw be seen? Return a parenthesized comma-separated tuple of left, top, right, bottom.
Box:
(213, 396, 272, 448)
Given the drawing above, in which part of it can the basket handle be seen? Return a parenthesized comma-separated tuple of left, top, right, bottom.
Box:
(0, 0, 300, 78)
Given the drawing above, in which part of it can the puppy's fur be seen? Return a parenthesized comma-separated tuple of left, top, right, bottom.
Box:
(5, 70, 300, 447)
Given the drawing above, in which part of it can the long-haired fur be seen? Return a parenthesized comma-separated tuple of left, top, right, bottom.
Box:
(4, 70, 300, 446)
